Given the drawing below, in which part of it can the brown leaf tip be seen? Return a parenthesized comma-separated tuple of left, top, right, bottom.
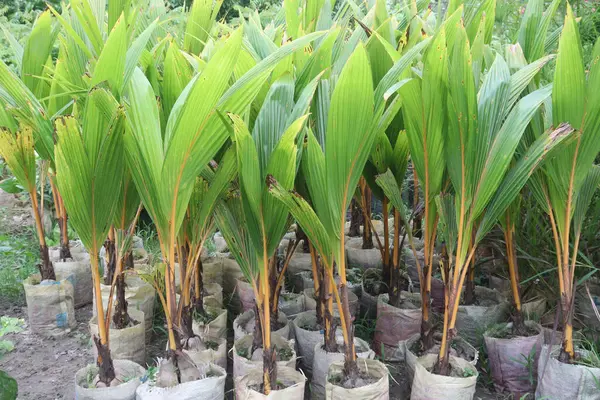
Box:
(266, 174, 277, 188)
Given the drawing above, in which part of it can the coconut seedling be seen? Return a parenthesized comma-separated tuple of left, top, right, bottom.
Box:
(430, 20, 574, 375)
(484, 0, 562, 335)
(175, 151, 236, 350)
(54, 88, 126, 386)
(0, 125, 54, 280)
(529, 7, 600, 363)
(213, 71, 317, 391)
(124, 25, 325, 386)
(269, 40, 427, 386)
(103, 170, 143, 331)
(123, 30, 245, 383)
(359, 0, 420, 300)
(269, 44, 375, 384)
(0, 10, 60, 281)
(395, 22, 449, 352)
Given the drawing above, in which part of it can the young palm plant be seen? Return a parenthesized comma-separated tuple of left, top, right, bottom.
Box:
(269, 44, 375, 383)
(176, 150, 236, 349)
(212, 62, 323, 392)
(268, 40, 427, 383)
(360, 2, 412, 293)
(54, 88, 125, 385)
(0, 125, 54, 280)
(0, 10, 59, 280)
(222, 109, 308, 393)
(103, 170, 142, 330)
(431, 22, 574, 375)
(495, 0, 562, 335)
(530, 7, 600, 362)
(396, 23, 448, 352)
(124, 25, 325, 384)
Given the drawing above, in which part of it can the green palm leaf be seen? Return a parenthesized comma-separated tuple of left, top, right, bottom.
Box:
(54, 89, 125, 254)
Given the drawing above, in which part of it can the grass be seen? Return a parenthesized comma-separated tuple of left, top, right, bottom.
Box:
(574, 334, 600, 369)
(136, 226, 161, 266)
(0, 209, 40, 304)
(354, 314, 377, 344)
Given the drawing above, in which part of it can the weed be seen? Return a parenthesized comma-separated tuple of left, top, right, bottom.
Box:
(0, 316, 24, 357)
(0, 228, 40, 303)
(354, 314, 377, 344)
(136, 227, 161, 266)
(509, 346, 537, 386)
(205, 340, 219, 350)
(277, 346, 293, 360)
(141, 366, 157, 383)
(237, 346, 249, 359)
(192, 309, 217, 324)
(85, 366, 96, 388)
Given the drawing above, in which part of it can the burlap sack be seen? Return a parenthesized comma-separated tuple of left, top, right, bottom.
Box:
(234, 309, 290, 341)
(455, 286, 509, 344)
(303, 289, 358, 319)
(95, 275, 155, 340)
(236, 279, 256, 313)
(213, 234, 228, 253)
(202, 259, 224, 289)
(49, 241, 89, 262)
(279, 292, 306, 319)
(405, 251, 444, 312)
(191, 305, 227, 340)
(132, 248, 151, 266)
(291, 271, 314, 293)
(345, 237, 383, 269)
(23, 273, 76, 336)
(360, 284, 379, 319)
(204, 282, 223, 307)
(234, 366, 306, 400)
(183, 337, 227, 369)
(360, 268, 384, 318)
(373, 293, 421, 361)
(403, 333, 478, 383)
(89, 309, 146, 365)
(75, 359, 145, 400)
(292, 311, 323, 374)
(411, 354, 478, 400)
(311, 337, 374, 399)
(221, 258, 243, 297)
(576, 283, 600, 330)
(233, 334, 297, 380)
(488, 275, 511, 295)
(53, 260, 93, 307)
(536, 345, 600, 400)
(347, 281, 361, 298)
(484, 322, 542, 396)
(325, 358, 389, 400)
(135, 363, 226, 400)
(287, 250, 313, 276)
(521, 298, 547, 320)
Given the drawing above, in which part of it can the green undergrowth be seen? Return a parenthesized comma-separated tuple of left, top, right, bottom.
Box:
(0, 219, 39, 304)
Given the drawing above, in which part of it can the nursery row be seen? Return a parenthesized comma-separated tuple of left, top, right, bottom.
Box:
(0, 0, 599, 399)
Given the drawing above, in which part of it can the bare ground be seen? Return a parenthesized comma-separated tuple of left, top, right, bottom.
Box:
(0, 304, 93, 400)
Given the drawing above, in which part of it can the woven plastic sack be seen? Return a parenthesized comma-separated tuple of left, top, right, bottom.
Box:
(89, 309, 145, 365)
(325, 358, 389, 400)
(23, 273, 76, 336)
(136, 363, 226, 400)
(75, 360, 145, 400)
(234, 366, 306, 400)
(410, 354, 478, 400)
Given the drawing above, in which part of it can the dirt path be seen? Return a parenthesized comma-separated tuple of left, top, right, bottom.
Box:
(0, 305, 93, 400)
